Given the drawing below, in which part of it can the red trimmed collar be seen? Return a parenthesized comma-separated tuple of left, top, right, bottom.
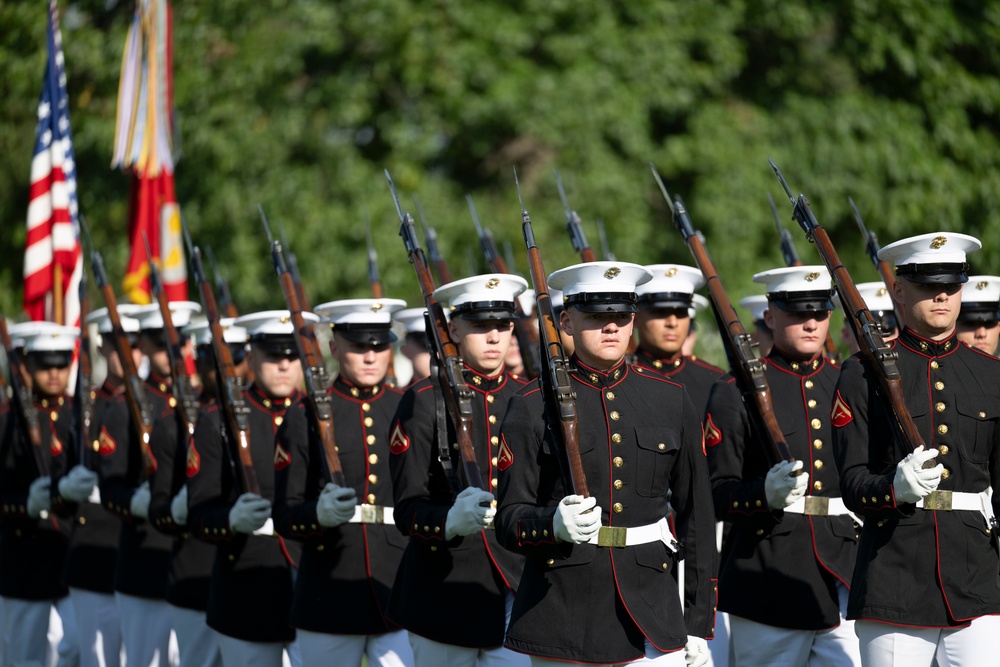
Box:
(766, 349, 826, 376)
(572, 355, 629, 389)
(462, 364, 507, 393)
(898, 327, 959, 358)
(331, 375, 384, 401)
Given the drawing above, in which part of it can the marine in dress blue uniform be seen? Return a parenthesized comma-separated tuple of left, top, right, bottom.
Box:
(833, 233, 1000, 666)
(497, 262, 717, 667)
(393, 307, 431, 389)
(0, 323, 79, 666)
(705, 266, 861, 666)
(388, 274, 530, 667)
(275, 298, 414, 667)
(955, 274, 1000, 357)
(187, 310, 314, 667)
(839, 283, 898, 356)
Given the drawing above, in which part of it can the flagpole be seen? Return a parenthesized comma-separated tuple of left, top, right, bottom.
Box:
(54, 263, 64, 324)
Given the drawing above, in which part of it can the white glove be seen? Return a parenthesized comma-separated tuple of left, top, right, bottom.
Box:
(685, 636, 710, 667)
(316, 483, 357, 528)
(57, 465, 98, 503)
(552, 494, 602, 544)
(129, 481, 151, 519)
(764, 460, 808, 510)
(445, 487, 496, 539)
(892, 445, 942, 504)
(228, 493, 272, 534)
(27, 476, 52, 518)
(170, 485, 188, 526)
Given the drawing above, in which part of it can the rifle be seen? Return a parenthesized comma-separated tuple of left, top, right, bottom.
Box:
(258, 206, 346, 487)
(768, 193, 841, 362)
(205, 246, 239, 318)
(142, 233, 200, 440)
(74, 225, 95, 469)
(515, 169, 588, 497)
(80, 219, 157, 475)
(652, 165, 794, 467)
(278, 225, 312, 312)
(596, 218, 616, 261)
(555, 169, 597, 262)
(365, 212, 397, 386)
(181, 220, 260, 495)
(386, 170, 486, 492)
(413, 195, 454, 285)
(466, 194, 542, 380)
(848, 197, 906, 326)
(769, 160, 925, 458)
(0, 317, 48, 475)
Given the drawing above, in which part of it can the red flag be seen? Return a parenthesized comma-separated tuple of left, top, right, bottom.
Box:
(24, 0, 82, 327)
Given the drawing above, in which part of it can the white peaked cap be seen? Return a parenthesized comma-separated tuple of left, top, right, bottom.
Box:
(134, 301, 203, 330)
(394, 308, 427, 334)
(313, 298, 408, 325)
(22, 323, 79, 353)
(855, 282, 894, 313)
(548, 262, 652, 313)
(740, 295, 769, 322)
(878, 232, 981, 268)
(636, 264, 706, 297)
(752, 266, 832, 293)
(517, 289, 536, 318)
(8, 320, 65, 349)
(182, 318, 248, 347)
(85, 305, 143, 334)
(233, 310, 320, 338)
(433, 274, 529, 319)
(961, 276, 1000, 305)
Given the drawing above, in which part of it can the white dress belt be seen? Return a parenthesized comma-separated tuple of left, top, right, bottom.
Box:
(348, 504, 395, 525)
(587, 516, 678, 551)
(916, 488, 995, 531)
(785, 496, 863, 526)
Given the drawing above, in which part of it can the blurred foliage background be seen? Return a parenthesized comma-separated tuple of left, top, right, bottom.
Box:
(3, 0, 1000, 366)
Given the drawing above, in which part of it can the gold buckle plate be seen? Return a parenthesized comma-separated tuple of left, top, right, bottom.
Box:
(359, 504, 384, 524)
(803, 496, 830, 516)
(922, 490, 953, 511)
(597, 526, 627, 548)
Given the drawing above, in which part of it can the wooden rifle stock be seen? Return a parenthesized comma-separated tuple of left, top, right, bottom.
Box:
(0, 317, 48, 475)
(466, 195, 541, 380)
(768, 194, 840, 362)
(653, 166, 794, 467)
(849, 197, 906, 327)
(517, 173, 589, 497)
(387, 171, 486, 492)
(259, 207, 346, 488)
(771, 161, 925, 457)
(183, 222, 261, 496)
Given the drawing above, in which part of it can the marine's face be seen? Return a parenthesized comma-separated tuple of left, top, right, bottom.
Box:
(329, 334, 392, 388)
(449, 318, 514, 377)
(250, 348, 303, 398)
(561, 308, 634, 370)
(956, 320, 1000, 356)
(28, 361, 70, 398)
(635, 306, 690, 358)
(765, 306, 830, 361)
(893, 279, 962, 340)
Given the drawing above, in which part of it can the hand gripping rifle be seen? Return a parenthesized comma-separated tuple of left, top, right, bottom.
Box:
(515, 169, 588, 497)
(386, 170, 486, 492)
(555, 169, 597, 263)
(258, 206, 346, 487)
(848, 197, 906, 326)
(769, 160, 925, 459)
(652, 165, 795, 467)
(769, 194, 841, 362)
(80, 219, 157, 475)
(142, 233, 200, 439)
(466, 194, 542, 380)
(413, 195, 455, 285)
(205, 246, 239, 318)
(364, 213, 397, 386)
(181, 220, 260, 495)
(0, 316, 47, 475)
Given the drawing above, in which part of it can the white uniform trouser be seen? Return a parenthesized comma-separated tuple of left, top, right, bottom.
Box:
(410, 590, 527, 667)
(215, 633, 300, 667)
(297, 629, 413, 667)
(3, 596, 77, 667)
(70, 588, 122, 667)
(707, 611, 732, 667)
(169, 606, 221, 667)
(115, 593, 172, 667)
(855, 614, 1000, 667)
(729, 583, 861, 667)
(529, 640, 686, 667)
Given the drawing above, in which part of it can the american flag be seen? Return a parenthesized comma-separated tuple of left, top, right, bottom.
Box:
(24, 0, 82, 327)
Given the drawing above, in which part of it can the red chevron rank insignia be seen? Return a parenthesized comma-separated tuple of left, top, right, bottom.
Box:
(497, 436, 514, 471)
(831, 391, 854, 427)
(273, 443, 291, 471)
(186, 442, 201, 478)
(98, 427, 116, 456)
(389, 421, 410, 455)
(705, 414, 723, 448)
(50, 434, 63, 458)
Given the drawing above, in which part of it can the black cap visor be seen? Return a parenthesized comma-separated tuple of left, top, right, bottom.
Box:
(897, 263, 969, 284)
(451, 301, 517, 321)
(637, 292, 693, 310)
(957, 303, 1000, 324)
(332, 323, 397, 346)
(27, 350, 73, 369)
(767, 290, 835, 313)
(565, 292, 638, 314)
(250, 334, 298, 357)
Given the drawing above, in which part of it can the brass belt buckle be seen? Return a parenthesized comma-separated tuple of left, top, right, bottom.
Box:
(597, 526, 627, 548)
(360, 504, 383, 524)
(922, 490, 953, 511)
(803, 496, 830, 516)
